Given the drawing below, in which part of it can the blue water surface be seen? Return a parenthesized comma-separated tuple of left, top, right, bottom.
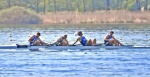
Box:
(0, 24, 150, 77)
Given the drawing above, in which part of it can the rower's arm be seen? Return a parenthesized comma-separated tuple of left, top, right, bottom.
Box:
(53, 37, 61, 44)
(104, 35, 109, 41)
(65, 39, 69, 46)
(72, 38, 79, 45)
(28, 36, 34, 42)
(56, 38, 61, 42)
(112, 36, 123, 45)
(112, 36, 117, 41)
(38, 38, 45, 44)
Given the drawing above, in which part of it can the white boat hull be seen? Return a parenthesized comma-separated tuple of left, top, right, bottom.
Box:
(0, 45, 149, 50)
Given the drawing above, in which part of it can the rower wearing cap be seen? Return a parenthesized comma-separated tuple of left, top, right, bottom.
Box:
(104, 31, 123, 46)
(54, 35, 69, 46)
(28, 32, 45, 46)
(72, 31, 96, 46)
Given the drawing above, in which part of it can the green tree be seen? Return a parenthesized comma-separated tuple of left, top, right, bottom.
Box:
(0, 0, 150, 13)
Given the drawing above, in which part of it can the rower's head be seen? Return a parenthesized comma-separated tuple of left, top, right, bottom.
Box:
(63, 35, 67, 39)
(78, 31, 83, 36)
(36, 32, 41, 37)
(110, 31, 114, 35)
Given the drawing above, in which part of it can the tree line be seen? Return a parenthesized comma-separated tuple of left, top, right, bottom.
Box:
(0, 0, 149, 13)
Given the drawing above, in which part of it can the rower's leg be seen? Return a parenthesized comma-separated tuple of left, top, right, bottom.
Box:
(62, 41, 68, 46)
(87, 39, 92, 46)
(60, 41, 67, 46)
(116, 40, 123, 46)
(92, 39, 96, 46)
(34, 41, 41, 46)
(108, 40, 114, 45)
(113, 40, 119, 46)
(39, 41, 46, 46)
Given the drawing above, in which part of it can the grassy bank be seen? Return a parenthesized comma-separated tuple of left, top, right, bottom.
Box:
(40, 10, 150, 24)
(0, 7, 150, 24)
(0, 6, 42, 24)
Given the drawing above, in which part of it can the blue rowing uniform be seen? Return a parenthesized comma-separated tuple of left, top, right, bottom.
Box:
(80, 36, 87, 46)
(104, 35, 113, 46)
(30, 35, 38, 46)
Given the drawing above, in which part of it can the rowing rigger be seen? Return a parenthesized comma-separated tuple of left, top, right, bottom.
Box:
(0, 44, 149, 50)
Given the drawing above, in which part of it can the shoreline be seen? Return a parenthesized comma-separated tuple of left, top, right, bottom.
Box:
(0, 23, 149, 28)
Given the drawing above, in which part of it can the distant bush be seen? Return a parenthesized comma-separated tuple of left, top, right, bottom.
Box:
(0, 6, 42, 24)
(117, 20, 124, 23)
(126, 20, 134, 23)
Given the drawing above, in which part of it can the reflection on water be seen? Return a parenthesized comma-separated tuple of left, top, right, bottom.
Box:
(0, 24, 150, 77)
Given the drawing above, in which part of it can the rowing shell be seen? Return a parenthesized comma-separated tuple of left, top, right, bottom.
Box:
(0, 45, 149, 50)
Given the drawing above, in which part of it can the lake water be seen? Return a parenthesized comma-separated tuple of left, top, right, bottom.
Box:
(0, 24, 150, 77)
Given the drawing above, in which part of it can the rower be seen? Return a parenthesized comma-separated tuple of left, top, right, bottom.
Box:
(53, 35, 69, 46)
(28, 32, 46, 46)
(104, 31, 123, 46)
(72, 31, 96, 46)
